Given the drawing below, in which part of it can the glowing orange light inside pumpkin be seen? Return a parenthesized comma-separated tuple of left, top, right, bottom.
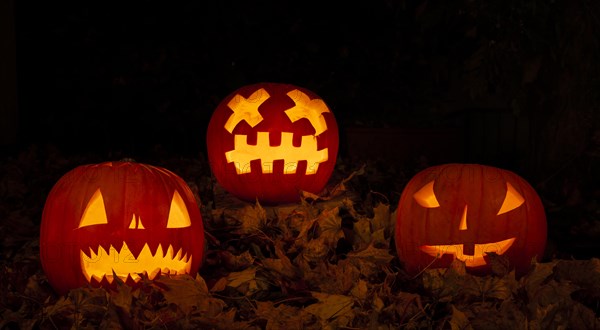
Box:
(223, 88, 331, 175)
(81, 242, 192, 284)
(411, 178, 527, 267)
(497, 182, 524, 215)
(79, 189, 108, 228)
(420, 237, 516, 267)
(78, 189, 194, 283)
(413, 180, 440, 208)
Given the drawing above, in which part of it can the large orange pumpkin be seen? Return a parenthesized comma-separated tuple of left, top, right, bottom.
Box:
(40, 161, 205, 294)
(206, 82, 339, 204)
(395, 164, 546, 276)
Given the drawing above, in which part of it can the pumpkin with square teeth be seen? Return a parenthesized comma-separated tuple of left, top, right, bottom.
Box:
(207, 82, 339, 204)
(395, 164, 547, 276)
(40, 161, 205, 294)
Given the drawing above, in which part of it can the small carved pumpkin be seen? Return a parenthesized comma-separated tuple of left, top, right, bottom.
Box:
(40, 161, 205, 294)
(395, 164, 546, 275)
(206, 82, 339, 204)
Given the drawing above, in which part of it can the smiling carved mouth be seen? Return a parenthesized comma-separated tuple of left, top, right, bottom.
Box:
(80, 241, 193, 284)
(419, 237, 515, 267)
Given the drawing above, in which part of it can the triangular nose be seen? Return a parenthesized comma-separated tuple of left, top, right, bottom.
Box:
(459, 205, 468, 230)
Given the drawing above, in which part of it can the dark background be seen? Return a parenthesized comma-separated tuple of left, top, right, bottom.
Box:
(2, 1, 600, 258)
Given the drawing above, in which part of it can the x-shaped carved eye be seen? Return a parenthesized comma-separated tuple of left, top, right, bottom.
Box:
(224, 88, 270, 133)
(284, 89, 330, 136)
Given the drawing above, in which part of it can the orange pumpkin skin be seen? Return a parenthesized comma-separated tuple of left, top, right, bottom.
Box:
(206, 82, 339, 204)
(395, 164, 546, 276)
(40, 161, 205, 295)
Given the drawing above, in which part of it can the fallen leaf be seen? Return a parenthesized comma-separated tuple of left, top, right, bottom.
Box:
(220, 250, 255, 271)
(372, 293, 385, 313)
(553, 258, 600, 289)
(346, 244, 394, 278)
(304, 292, 354, 328)
(449, 305, 473, 330)
(371, 228, 388, 247)
(306, 260, 360, 295)
(226, 266, 264, 296)
(317, 207, 344, 247)
(156, 274, 225, 317)
(109, 283, 132, 318)
(262, 257, 298, 280)
(350, 279, 368, 301)
(231, 202, 267, 235)
(210, 276, 229, 292)
(422, 264, 469, 302)
(255, 301, 318, 330)
(464, 276, 513, 301)
(487, 252, 511, 277)
(302, 237, 330, 263)
(371, 203, 390, 234)
(352, 217, 372, 247)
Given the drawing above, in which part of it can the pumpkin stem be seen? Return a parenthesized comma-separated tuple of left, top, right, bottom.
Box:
(119, 158, 136, 163)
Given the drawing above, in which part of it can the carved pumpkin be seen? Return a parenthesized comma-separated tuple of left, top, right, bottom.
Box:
(395, 164, 546, 276)
(40, 161, 205, 294)
(206, 82, 339, 204)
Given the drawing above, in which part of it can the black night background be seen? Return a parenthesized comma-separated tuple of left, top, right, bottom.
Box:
(1, 1, 600, 328)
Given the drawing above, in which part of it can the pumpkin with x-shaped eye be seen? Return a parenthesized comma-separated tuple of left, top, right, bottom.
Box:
(395, 164, 547, 276)
(206, 82, 339, 204)
(40, 161, 205, 294)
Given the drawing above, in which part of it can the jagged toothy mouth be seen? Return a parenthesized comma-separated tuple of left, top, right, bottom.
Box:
(80, 241, 193, 284)
(225, 131, 328, 175)
(419, 237, 515, 267)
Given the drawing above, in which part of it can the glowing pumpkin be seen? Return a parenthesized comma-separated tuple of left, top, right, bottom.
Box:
(206, 82, 339, 204)
(395, 164, 546, 276)
(40, 161, 205, 294)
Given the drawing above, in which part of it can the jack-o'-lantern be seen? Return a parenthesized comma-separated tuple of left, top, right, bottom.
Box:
(395, 164, 546, 276)
(207, 82, 339, 204)
(40, 161, 205, 295)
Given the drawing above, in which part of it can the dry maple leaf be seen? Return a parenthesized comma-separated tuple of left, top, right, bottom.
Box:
(109, 282, 133, 318)
(156, 274, 226, 317)
(346, 243, 394, 279)
(255, 301, 318, 330)
(463, 275, 514, 301)
(465, 300, 527, 330)
(226, 266, 269, 296)
(301, 237, 330, 263)
(219, 250, 255, 271)
(304, 291, 354, 329)
(261, 243, 299, 279)
(352, 217, 372, 248)
(422, 262, 469, 303)
(349, 279, 368, 301)
(371, 203, 391, 235)
(302, 259, 360, 295)
(238, 202, 268, 235)
(553, 258, 600, 289)
(449, 305, 473, 330)
(316, 206, 344, 247)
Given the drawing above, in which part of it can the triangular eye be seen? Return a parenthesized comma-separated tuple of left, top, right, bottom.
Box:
(78, 188, 108, 228)
(497, 182, 525, 215)
(166, 190, 192, 228)
(413, 180, 440, 208)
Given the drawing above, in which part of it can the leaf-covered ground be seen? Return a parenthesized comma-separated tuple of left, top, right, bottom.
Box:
(1, 145, 599, 329)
